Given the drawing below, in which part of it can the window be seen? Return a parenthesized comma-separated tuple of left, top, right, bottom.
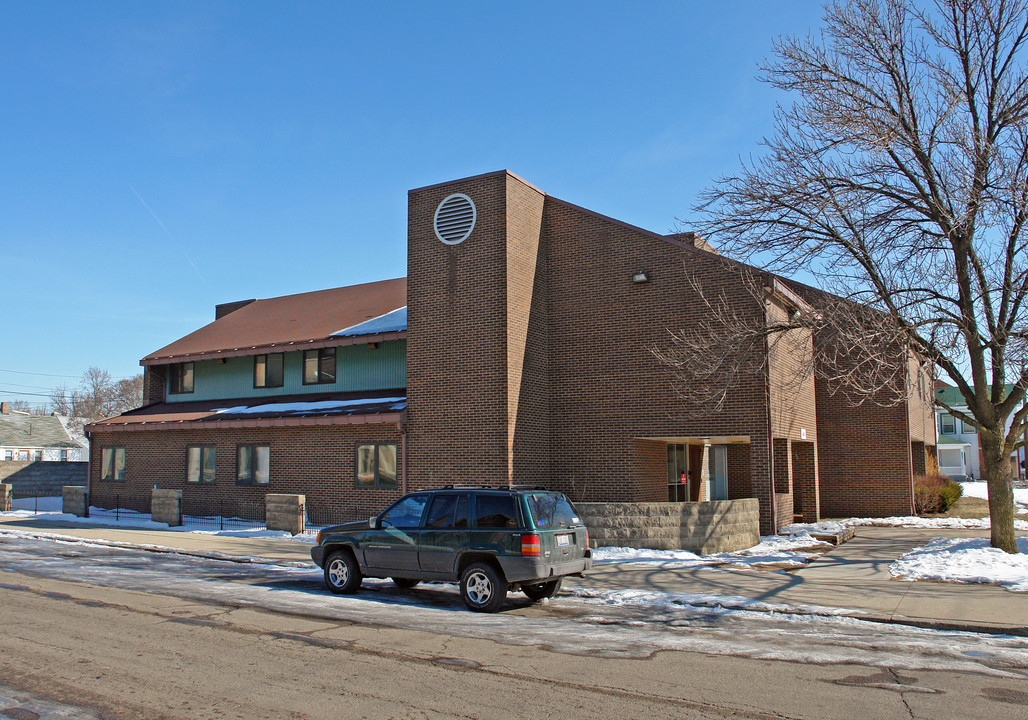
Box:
(303, 348, 336, 385)
(425, 494, 469, 530)
(355, 443, 398, 488)
(101, 447, 126, 481)
(169, 362, 194, 394)
(960, 419, 977, 434)
(253, 354, 284, 389)
(237, 445, 270, 485)
(378, 494, 429, 528)
(59, 449, 69, 462)
(187, 446, 216, 483)
(31, 450, 42, 461)
(3, 450, 12, 461)
(667, 443, 689, 502)
(526, 493, 578, 528)
(16, 450, 28, 461)
(941, 414, 956, 434)
(474, 495, 519, 529)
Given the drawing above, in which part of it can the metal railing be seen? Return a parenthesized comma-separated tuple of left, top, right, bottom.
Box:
(180, 498, 266, 531)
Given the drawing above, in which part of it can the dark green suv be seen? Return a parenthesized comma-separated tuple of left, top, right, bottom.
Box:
(310, 486, 592, 612)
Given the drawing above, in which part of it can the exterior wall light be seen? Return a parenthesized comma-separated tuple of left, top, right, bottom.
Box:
(632, 271, 651, 283)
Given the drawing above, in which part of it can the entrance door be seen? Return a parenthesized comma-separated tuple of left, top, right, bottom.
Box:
(709, 445, 728, 501)
(667, 443, 688, 501)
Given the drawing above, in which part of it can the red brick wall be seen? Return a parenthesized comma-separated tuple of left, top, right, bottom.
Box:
(89, 423, 404, 517)
(813, 370, 915, 517)
(406, 173, 512, 488)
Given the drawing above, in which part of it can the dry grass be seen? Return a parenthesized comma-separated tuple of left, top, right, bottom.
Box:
(943, 496, 990, 519)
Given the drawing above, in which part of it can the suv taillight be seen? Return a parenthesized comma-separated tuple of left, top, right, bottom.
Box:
(521, 533, 541, 557)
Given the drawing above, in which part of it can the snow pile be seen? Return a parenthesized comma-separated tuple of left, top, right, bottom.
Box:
(594, 533, 830, 569)
(959, 480, 1028, 511)
(845, 515, 1028, 530)
(567, 586, 855, 616)
(891, 536, 1028, 591)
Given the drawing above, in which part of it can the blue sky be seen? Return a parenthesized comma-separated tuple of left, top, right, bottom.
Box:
(0, 1, 825, 403)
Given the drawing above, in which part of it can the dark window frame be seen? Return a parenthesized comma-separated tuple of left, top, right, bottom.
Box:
(302, 347, 336, 385)
(100, 447, 126, 482)
(236, 444, 271, 485)
(169, 362, 195, 394)
(186, 445, 217, 484)
(354, 442, 398, 489)
(253, 353, 284, 389)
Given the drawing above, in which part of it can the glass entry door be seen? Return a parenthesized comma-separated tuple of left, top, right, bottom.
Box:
(667, 443, 688, 501)
(710, 445, 728, 501)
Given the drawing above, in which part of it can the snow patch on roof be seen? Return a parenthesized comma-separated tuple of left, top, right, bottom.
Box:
(331, 306, 407, 338)
(212, 397, 406, 416)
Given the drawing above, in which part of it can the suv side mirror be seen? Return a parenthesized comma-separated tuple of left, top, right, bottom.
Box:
(369, 516, 378, 529)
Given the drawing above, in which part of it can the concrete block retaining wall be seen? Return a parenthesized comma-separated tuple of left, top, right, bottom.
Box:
(1, 461, 87, 497)
(576, 498, 760, 555)
(62, 486, 88, 517)
(151, 489, 182, 526)
(266, 494, 305, 535)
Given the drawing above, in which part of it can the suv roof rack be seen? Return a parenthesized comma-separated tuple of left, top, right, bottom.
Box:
(440, 484, 551, 491)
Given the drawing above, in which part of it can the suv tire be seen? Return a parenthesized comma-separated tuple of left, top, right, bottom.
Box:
(522, 577, 563, 601)
(324, 550, 362, 594)
(460, 562, 507, 613)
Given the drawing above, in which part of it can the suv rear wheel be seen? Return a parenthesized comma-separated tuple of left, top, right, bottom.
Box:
(460, 562, 507, 613)
(522, 577, 562, 601)
(324, 550, 362, 594)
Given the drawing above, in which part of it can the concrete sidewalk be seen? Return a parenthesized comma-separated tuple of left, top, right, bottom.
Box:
(1, 514, 1025, 635)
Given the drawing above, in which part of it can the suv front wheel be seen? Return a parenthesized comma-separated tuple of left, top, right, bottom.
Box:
(324, 550, 362, 594)
(460, 562, 507, 613)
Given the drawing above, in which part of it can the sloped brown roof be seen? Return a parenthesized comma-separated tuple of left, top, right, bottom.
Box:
(86, 389, 406, 433)
(142, 277, 407, 365)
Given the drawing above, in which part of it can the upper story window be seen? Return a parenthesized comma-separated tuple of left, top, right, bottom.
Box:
(169, 362, 194, 394)
(961, 419, 977, 434)
(940, 414, 956, 434)
(254, 353, 284, 389)
(303, 347, 336, 385)
(59, 449, 69, 461)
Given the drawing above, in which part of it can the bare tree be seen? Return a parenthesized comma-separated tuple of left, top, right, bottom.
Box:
(49, 369, 143, 424)
(683, 0, 1028, 552)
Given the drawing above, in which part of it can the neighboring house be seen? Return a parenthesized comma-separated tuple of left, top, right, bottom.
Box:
(0, 402, 87, 462)
(935, 383, 1025, 480)
(86, 170, 935, 534)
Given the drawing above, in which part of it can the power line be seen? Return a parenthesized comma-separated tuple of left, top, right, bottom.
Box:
(0, 389, 55, 398)
(0, 368, 79, 380)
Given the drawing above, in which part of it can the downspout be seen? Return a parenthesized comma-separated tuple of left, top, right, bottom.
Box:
(84, 426, 91, 518)
(397, 421, 407, 494)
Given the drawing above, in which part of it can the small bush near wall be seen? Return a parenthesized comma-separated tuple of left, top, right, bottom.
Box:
(913, 474, 963, 515)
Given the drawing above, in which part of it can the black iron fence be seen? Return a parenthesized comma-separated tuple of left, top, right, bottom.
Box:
(305, 503, 377, 530)
(181, 497, 266, 531)
(89, 494, 153, 523)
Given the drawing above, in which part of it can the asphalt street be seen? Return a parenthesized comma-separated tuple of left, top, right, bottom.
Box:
(1, 533, 1027, 719)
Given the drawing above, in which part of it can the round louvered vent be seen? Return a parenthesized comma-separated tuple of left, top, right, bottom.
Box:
(433, 193, 477, 245)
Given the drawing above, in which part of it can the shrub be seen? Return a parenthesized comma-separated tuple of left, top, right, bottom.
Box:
(913, 474, 964, 515)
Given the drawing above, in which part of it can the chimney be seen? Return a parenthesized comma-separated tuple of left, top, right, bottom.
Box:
(0, 402, 8, 414)
(215, 298, 257, 320)
(666, 232, 719, 254)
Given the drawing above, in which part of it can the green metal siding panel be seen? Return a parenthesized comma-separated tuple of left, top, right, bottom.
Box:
(164, 340, 406, 402)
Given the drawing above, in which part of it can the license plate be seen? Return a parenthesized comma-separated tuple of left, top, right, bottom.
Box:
(556, 534, 571, 546)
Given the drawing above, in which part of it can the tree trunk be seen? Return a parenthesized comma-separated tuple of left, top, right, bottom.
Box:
(980, 431, 1018, 554)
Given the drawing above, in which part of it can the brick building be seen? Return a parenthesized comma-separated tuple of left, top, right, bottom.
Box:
(86, 170, 934, 533)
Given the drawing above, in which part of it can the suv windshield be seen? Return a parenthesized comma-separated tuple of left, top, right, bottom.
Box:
(526, 493, 579, 528)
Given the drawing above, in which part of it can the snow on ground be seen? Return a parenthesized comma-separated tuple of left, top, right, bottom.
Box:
(960, 480, 1028, 510)
(593, 533, 831, 569)
(892, 536, 1028, 591)
(1, 501, 314, 542)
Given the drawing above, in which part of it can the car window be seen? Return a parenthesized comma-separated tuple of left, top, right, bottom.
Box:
(474, 494, 518, 529)
(526, 493, 580, 528)
(425, 495, 455, 529)
(379, 494, 429, 529)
